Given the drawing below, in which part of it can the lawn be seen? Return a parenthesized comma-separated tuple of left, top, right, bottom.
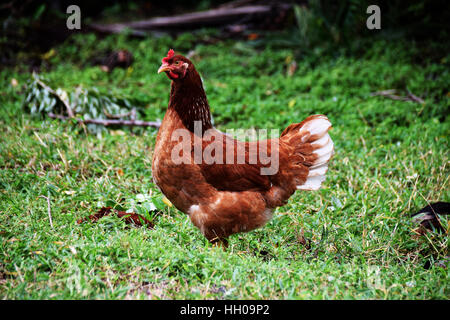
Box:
(0, 31, 449, 299)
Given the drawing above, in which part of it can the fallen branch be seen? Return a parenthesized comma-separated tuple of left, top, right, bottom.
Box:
(39, 192, 53, 229)
(27, 76, 155, 130)
(47, 112, 161, 128)
(89, 5, 288, 34)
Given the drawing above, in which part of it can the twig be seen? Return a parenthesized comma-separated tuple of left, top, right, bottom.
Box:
(39, 192, 53, 229)
(356, 105, 369, 127)
(370, 89, 396, 96)
(47, 113, 161, 128)
(406, 89, 425, 104)
(33, 73, 75, 118)
(370, 90, 407, 101)
(370, 89, 425, 104)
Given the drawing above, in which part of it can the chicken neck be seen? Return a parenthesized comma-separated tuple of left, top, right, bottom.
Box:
(168, 70, 212, 133)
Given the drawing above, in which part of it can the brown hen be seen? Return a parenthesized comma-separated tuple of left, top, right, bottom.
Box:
(152, 49, 334, 247)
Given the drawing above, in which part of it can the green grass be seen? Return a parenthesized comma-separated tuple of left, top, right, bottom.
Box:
(0, 31, 449, 299)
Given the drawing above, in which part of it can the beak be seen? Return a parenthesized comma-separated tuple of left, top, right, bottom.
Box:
(158, 63, 171, 74)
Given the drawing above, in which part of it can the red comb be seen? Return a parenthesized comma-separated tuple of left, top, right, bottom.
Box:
(162, 49, 175, 63)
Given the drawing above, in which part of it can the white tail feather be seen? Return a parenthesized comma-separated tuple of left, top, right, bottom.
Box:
(297, 175, 326, 190)
(314, 135, 333, 157)
(300, 117, 331, 141)
(308, 164, 328, 177)
(312, 134, 330, 148)
(296, 116, 334, 191)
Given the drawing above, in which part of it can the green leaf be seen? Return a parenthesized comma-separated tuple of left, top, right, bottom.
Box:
(33, 4, 46, 21)
(151, 197, 167, 211)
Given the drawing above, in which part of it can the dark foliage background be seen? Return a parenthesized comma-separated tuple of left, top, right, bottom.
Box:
(1, 0, 449, 69)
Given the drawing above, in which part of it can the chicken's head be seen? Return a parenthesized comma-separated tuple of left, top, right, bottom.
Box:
(158, 49, 190, 81)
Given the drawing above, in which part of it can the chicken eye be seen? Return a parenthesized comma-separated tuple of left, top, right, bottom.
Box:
(174, 61, 181, 65)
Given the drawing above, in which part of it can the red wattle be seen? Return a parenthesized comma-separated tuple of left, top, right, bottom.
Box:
(169, 71, 179, 79)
